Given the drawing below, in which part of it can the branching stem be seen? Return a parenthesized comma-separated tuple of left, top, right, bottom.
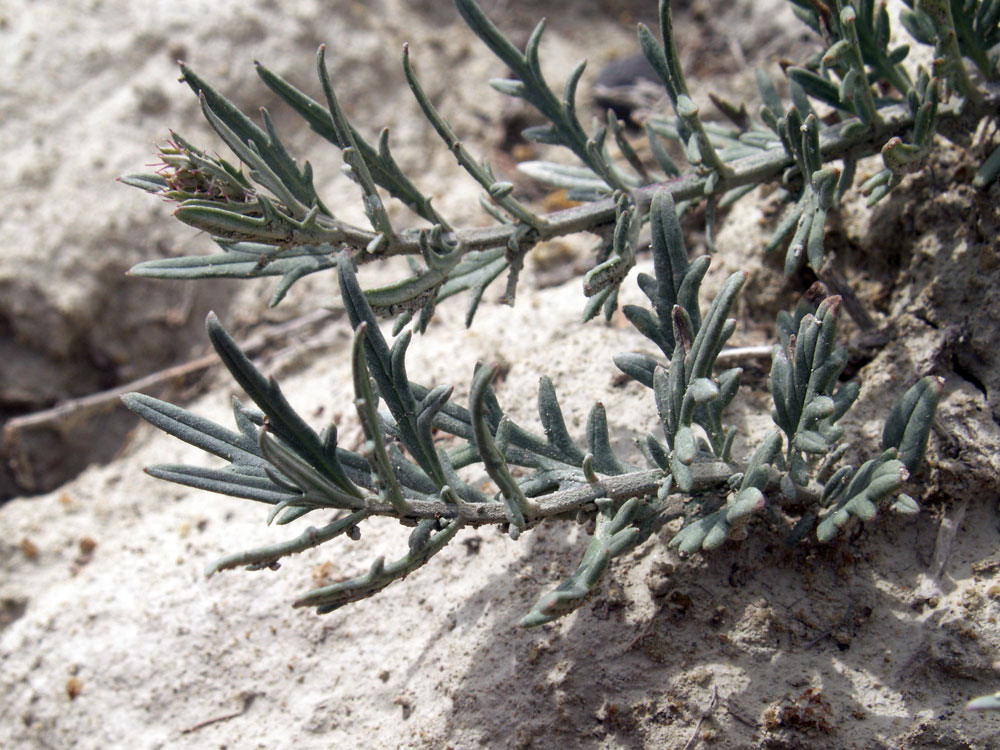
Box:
(331, 86, 999, 265)
(359, 461, 734, 526)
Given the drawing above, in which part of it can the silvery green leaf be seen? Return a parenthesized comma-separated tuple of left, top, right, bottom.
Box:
(741, 431, 782, 491)
(831, 380, 861, 421)
(728, 487, 765, 522)
(689, 377, 719, 404)
(881, 376, 943, 472)
(672, 459, 694, 493)
(516, 161, 610, 192)
(891, 493, 920, 515)
(790, 450, 810, 486)
(489, 78, 526, 97)
(702, 519, 731, 550)
(521, 498, 642, 627)
(670, 509, 724, 554)
(787, 67, 848, 112)
(613, 352, 657, 388)
(793, 429, 829, 454)
(815, 453, 909, 542)
(851, 495, 878, 522)
(538, 375, 587, 465)
(967, 692, 1000, 712)
(866, 460, 908, 500)
(821, 466, 853, 504)
(974, 143, 1000, 188)
(674, 425, 696, 465)
(297, 518, 463, 613)
(586, 403, 630, 476)
(802, 395, 835, 423)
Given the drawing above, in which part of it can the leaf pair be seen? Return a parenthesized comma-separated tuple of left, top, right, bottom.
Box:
(770, 295, 859, 484)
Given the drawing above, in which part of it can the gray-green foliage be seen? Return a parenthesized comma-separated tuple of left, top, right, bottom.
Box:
(121, 0, 991, 625)
(122, 0, 1000, 317)
(120, 188, 941, 625)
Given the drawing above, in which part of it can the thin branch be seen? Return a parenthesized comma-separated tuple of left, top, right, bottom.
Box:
(1, 309, 338, 444)
(715, 344, 773, 365)
(916, 496, 970, 599)
(682, 686, 720, 750)
(349, 87, 1000, 260)
(133, 86, 1000, 285)
(355, 459, 808, 527)
(180, 692, 260, 735)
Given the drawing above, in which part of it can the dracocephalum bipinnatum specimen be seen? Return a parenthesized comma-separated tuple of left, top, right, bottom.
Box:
(121, 0, 995, 628)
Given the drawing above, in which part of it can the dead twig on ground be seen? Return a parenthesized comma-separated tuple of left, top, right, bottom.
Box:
(180, 691, 260, 735)
(1, 308, 340, 488)
(916, 497, 970, 599)
(682, 685, 719, 750)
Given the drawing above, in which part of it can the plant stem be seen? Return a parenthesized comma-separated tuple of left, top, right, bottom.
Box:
(358, 461, 734, 526)
(329, 85, 999, 264)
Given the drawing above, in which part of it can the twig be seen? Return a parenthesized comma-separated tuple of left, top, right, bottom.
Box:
(4, 353, 217, 439)
(180, 691, 259, 735)
(334, 88, 1000, 261)
(682, 685, 719, 750)
(136, 85, 1000, 283)
(916, 497, 970, 599)
(724, 695, 759, 729)
(820, 261, 876, 331)
(805, 602, 854, 649)
(715, 344, 773, 365)
(1, 308, 340, 490)
(2, 309, 339, 440)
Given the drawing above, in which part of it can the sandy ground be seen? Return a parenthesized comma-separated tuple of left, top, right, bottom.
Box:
(3, 1, 1000, 748)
